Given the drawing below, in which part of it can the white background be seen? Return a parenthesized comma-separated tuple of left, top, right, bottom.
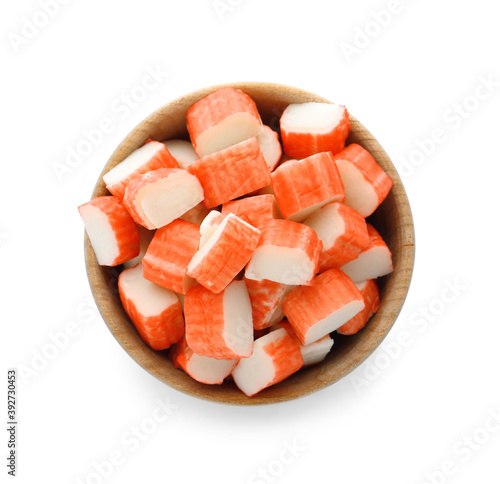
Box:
(2, 1, 499, 483)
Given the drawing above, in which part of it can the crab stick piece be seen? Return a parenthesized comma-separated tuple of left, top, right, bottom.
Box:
(185, 281, 253, 359)
(142, 219, 200, 295)
(337, 280, 380, 335)
(221, 195, 280, 230)
(333, 144, 393, 217)
(243, 277, 297, 330)
(123, 226, 155, 269)
(123, 168, 204, 230)
(256, 125, 282, 171)
(169, 336, 237, 384)
(79, 196, 139, 266)
(280, 102, 351, 159)
(303, 202, 369, 271)
(231, 328, 303, 397)
(270, 321, 334, 366)
(245, 220, 322, 286)
(179, 202, 210, 226)
(271, 152, 345, 222)
(186, 87, 263, 157)
(341, 224, 393, 282)
(283, 268, 364, 345)
(199, 210, 224, 248)
(188, 137, 270, 208)
(187, 213, 261, 294)
(163, 139, 199, 170)
(103, 141, 178, 199)
(118, 264, 184, 350)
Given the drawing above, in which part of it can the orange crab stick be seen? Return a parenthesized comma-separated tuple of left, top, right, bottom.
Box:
(179, 202, 210, 226)
(245, 220, 322, 286)
(283, 268, 365, 345)
(337, 279, 380, 335)
(163, 139, 199, 171)
(341, 224, 393, 283)
(187, 213, 261, 294)
(185, 281, 253, 359)
(280, 102, 351, 159)
(198, 210, 225, 247)
(79, 196, 139, 266)
(332, 144, 393, 217)
(118, 264, 184, 350)
(271, 152, 345, 222)
(256, 125, 282, 171)
(123, 168, 204, 230)
(243, 277, 297, 330)
(270, 321, 334, 366)
(142, 219, 200, 295)
(169, 336, 238, 384)
(231, 328, 303, 397)
(186, 87, 263, 157)
(103, 141, 178, 199)
(221, 194, 281, 230)
(303, 202, 369, 271)
(188, 137, 270, 208)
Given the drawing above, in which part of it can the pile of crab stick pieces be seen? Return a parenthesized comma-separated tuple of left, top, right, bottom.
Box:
(79, 87, 394, 397)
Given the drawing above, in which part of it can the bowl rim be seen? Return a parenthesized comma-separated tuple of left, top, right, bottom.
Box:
(84, 81, 415, 405)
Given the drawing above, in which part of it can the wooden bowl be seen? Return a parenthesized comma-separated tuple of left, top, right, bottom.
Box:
(84, 82, 415, 405)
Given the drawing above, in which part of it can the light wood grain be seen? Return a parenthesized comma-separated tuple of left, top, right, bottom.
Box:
(84, 82, 415, 405)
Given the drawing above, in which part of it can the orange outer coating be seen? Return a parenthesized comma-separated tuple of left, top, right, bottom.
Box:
(281, 107, 351, 159)
(106, 141, 179, 200)
(337, 280, 380, 335)
(270, 152, 345, 220)
(122, 167, 181, 228)
(186, 87, 261, 154)
(243, 277, 287, 330)
(142, 219, 200, 295)
(282, 268, 364, 345)
(187, 138, 271, 208)
(187, 215, 261, 294)
(221, 194, 280, 230)
(332, 143, 393, 208)
(184, 284, 247, 359)
(78, 196, 140, 266)
(318, 203, 370, 271)
(118, 273, 184, 351)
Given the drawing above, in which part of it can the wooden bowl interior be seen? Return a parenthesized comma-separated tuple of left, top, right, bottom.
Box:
(84, 82, 415, 405)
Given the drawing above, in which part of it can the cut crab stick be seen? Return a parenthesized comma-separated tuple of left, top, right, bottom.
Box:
(180, 202, 210, 226)
(280, 102, 351, 159)
(243, 277, 297, 330)
(271, 321, 334, 366)
(188, 137, 270, 208)
(185, 281, 253, 359)
(118, 264, 184, 350)
(256, 125, 282, 171)
(303, 202, 369, 271)
(187, 213, 261, 294)
(169, 336, 237, 384)
(341, 224, 393, 282)
(186, 87, 263, 157)
(123, 226, 155, 269)
(221, 195, 280, 230)
(333, 144, 393, 217)
(337, 279, 380, 335)
(79, 196, 139, 266)
(163, 139, 199, 170)
(103, 141, 178, 199)
(199, 210, 224, 248)
(271, 152, 345, 222)
(283, 268, 365, 345)
(231, 328, 303, 397)
(142, 219, 200, 295)
(245, 220, 322, 286)
(123, 168, 204, 230)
